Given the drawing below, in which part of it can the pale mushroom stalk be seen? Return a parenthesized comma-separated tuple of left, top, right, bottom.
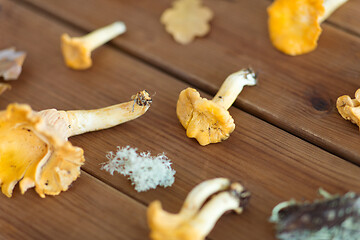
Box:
(0, 91, 151, 198)
(63, 103, 148, 136)
(147, 178, 251, 240)
(179, 178, 231, 217)
(40, 90, 152, 139)
(80, 22, 126, 51)
(188, 183, 250, 237)
(176, 68, 257, 146)
(212, 68, 257, 110)
(319, 0, 348, 23)
(61, 21, 126, 70)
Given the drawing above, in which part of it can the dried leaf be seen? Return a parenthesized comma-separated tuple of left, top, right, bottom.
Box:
(0, 48, 26, 80)
(0, 83, 11, 96)
(161, 0, 213, 44)
(270, 189, 360, 240)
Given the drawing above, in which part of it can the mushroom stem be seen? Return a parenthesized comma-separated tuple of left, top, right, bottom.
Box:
(39, 90, 151, 138)
(65, 90, 151, 137)
(179, 178, 231, 218)
(81, 21, 126, 51)
(189, 183, 250, 237)
(212, 68, 257, 110)
(319, 0, 348, 23)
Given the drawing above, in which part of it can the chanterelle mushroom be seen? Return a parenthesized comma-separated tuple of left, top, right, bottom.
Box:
(0, 90, 151, 198)
(268, 0, 348, 56)
(147, 178, 251, 240)
(337, 88, 360, 128)
(61, 21, 126, 70)
(176, 68, 257, 146)
(270, 189, 360, 240)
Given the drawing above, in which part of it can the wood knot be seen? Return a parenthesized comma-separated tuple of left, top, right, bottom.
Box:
(310, 97, 331, 112)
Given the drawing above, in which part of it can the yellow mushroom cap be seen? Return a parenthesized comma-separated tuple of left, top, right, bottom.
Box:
(176, 88, 235, 146)
(147, 179, 250, 240)
(61, 34, 92, 70)
(336, 89, 360, 127)
(0, 104, 84, 198)
(148, 201, 202, 240)
(267, 0, 325, 56)
(33, 140, 84, 198)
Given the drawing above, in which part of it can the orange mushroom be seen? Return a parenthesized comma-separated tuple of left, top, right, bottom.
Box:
(176, 68, 257, 146)
(268, 0, 348, 56)
(0, 91, 151, 197)
(147, 178, 250, 240)
(61, 21, 126, 70)
(337, 88, 360, 128)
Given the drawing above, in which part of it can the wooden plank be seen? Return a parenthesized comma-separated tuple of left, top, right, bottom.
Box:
(0, 172, 149, 240)
(22, 0, 360, 164)
(326, 0, 360, 36)
(2, 1, 360, 240)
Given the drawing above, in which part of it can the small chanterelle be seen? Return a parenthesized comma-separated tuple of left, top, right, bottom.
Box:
(147, 178, 251, 240)
(337, 88, 360, 129)
(268, 0, 348, 56)
(176, 68, 257, 146)
(61, 21, 126, 70)
(0, 91, 151, 198)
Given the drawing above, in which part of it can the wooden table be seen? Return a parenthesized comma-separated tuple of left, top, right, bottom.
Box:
(1, 0, 360, 239)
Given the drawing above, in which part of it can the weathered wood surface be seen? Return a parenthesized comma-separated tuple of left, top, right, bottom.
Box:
(326, 0, 360, 35)
(1, 0, 360, 239)
(23, 0, 360, 165)
(0, 171, 149, 240)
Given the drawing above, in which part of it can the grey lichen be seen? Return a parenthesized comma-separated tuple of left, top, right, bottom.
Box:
(101, 146, 175, 192)
(270, 189, 360, 240)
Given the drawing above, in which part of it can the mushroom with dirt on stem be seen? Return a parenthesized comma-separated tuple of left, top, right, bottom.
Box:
(61, 21, 126, 70)
(0, 90, 151, 198)
(176, 68, 257, 146)
(267, 0, 348, 56)
(147, 178, 251, 240)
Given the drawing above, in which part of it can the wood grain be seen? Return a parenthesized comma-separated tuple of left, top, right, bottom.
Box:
(1, 1, 360, 240)
(22, 0, 360, 165)
(326, 0, 360, 36)
(0, 172, 149, 240)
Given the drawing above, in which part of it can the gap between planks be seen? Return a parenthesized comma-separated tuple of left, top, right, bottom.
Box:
(0, 5, 240, 240)
(11, 0, 360, 171)
(80, 167, 149, 207)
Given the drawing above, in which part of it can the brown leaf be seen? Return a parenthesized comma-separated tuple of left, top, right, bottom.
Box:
(0, 48, 26, 80)
(161, 0, 213, 44)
